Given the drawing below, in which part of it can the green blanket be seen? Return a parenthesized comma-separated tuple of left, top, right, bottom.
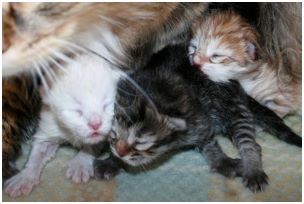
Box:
(3, 115, 301, 202)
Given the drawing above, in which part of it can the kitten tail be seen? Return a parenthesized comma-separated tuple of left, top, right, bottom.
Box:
(248, 96, 302, 147)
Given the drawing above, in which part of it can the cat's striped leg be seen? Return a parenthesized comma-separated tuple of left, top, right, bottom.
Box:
(227, 105, 268, 192)
(200, 139, 243, 178)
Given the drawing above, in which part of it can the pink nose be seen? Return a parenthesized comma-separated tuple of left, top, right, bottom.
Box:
(88, 119, 102, 130)
(115, 140, 130, 157)
(193, 55, 209, 66)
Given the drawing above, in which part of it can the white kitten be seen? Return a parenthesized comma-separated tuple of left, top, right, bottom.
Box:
(4, 54, 123, 197)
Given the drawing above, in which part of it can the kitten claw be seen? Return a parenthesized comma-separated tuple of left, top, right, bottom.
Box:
(243, 171, 269, 192)
(4, 170, 39, 197)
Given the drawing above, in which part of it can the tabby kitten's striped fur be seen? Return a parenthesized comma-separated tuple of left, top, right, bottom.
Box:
(2, 75, 41, 181)
(95, 44, 301, 192)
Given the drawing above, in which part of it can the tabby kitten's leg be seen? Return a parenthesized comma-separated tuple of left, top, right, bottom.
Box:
(227, 105, 268, 192)
(200, 139, 242, 178)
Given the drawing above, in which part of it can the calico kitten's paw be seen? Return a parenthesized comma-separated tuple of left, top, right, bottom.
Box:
(66, 153, 94, 184)
(94, 158, 121, 180)
(4, 169, 39, 197)
(211, 158, 242, 178)
(243, 171, 269, 192)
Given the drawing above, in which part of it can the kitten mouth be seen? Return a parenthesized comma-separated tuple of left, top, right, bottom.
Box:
(90, 132, 101, 138)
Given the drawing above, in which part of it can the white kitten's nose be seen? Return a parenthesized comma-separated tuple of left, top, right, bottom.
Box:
(88, 116, 102, 130)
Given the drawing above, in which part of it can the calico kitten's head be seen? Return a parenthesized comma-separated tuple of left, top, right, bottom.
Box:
(109, 90, 187, 166)
(189, 10, 261, 82)
(45, 55, 122, 145)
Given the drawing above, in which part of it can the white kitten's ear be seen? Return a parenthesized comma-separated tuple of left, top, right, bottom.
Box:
(166, 117, 187, 131)
(246, 42, 256, 60)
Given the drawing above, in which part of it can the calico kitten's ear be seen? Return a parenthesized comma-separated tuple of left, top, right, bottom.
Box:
(166, 117, 187, 131)
(246, 42, 256, 60)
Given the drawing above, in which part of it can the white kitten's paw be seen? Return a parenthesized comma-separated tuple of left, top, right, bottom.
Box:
(66, 152, 94, 184)
(4, 170, 39, 197)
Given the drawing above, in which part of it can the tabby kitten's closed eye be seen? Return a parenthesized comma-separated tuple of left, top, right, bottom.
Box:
(189, 10, 301, 117)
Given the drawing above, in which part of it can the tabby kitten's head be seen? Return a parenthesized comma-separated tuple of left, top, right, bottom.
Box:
(189, 11, 261, 82)
(109, 92, 187, 166)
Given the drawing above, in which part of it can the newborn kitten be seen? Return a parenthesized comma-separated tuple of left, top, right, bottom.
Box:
(4, 54, 123, 197)
(189, 10, 301, 118)
(95, 44, 301, 193)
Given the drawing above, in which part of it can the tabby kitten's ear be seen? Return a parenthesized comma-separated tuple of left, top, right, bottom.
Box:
(165, 117, 187, 131)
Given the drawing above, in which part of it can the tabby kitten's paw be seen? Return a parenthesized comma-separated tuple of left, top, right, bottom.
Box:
(211, 158, 242, 178)
(243, 171, 269, 192)
(4, 169, 39, 197)
(94, 158, 121, 180)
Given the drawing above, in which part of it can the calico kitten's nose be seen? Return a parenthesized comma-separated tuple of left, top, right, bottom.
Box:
(88, 118, 102, 130)
(115, 140, 131, 157)
(193, 55, 209, 67)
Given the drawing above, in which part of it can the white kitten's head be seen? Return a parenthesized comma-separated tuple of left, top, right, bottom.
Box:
(189, 11, 260, 82)
(46, 54, 122, 144)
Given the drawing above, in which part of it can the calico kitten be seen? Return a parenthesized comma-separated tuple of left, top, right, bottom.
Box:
(189, 10, 301, 117)
(95, 44, 301, 192)
(4, 54, 123, 198)
(2, 75, 42, 181)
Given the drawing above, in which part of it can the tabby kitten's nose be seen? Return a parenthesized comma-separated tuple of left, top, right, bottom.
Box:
(116, 140, 130, 157)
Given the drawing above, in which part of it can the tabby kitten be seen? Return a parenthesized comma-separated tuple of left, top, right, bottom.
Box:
(95, 44, 301, 192)
(2, 75, 41, 181)
(189, 10, 301, 117)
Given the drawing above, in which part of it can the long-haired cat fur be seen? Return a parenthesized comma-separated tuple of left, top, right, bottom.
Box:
(95, 44, 301, 192)
(189, 10, 301, 117)
(2, 75, 42, 181)
(2, 2, 207, 76)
